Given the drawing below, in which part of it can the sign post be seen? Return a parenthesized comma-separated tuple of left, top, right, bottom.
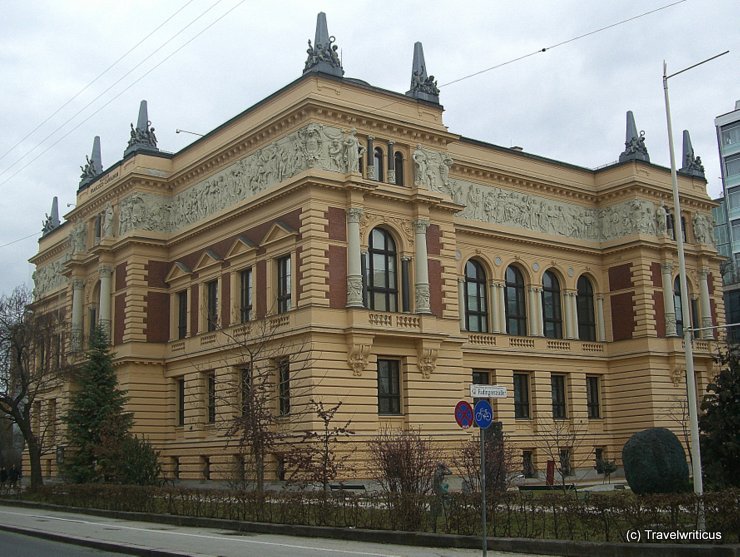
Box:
(474, 399, 493, 557)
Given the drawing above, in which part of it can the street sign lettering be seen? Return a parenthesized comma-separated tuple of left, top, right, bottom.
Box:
(470, 384, 508, 398)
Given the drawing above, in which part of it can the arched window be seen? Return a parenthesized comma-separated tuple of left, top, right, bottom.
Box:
(374, 148, 384, 181)
(394, 151, 404, 186)
(542, 270, 563, 339)
(504, 266, 526, 335)
(674, 276, 684, 335)
(576, 276, 596, 341)
(464, 260, 488, 332)
(367, 228, 398, 312)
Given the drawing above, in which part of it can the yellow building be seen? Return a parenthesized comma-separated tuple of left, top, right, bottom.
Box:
(30, 13, 722, 484)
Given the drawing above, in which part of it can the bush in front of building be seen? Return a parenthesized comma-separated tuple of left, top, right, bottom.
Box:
(622, 427, 690, 494)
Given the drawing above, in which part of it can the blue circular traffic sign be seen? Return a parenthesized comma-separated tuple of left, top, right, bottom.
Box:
(455, 401, 474, 429)
(474, 399, 493, 429)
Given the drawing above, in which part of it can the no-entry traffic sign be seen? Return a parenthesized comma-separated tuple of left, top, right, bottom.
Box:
(454, 400, 474, 429)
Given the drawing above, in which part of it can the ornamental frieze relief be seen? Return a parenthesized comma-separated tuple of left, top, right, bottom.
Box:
(117, 124, 362, 235)
(33, 256, 69, 298)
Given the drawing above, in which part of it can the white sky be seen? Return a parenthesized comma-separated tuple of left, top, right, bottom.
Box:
(1, 0, 738, 297)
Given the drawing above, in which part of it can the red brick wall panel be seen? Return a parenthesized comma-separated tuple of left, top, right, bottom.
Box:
(115, 263, 127, 291)
(146, 292, 170, 343)
(221, 272, 230, 328)
(146, 260, 169, 288)
(611, 291, 635, 340)
(190, 284, 199, 336)
(653, 291, 666, 337)
(114, 294, 125, 345)
(256, 260, 266, 318)
(327, 245, 347, 309)
(427, 225, 441, 256)
(608, 264, 633, 292)
(327, 207, 346, 241)
(429, 259, 442, 317)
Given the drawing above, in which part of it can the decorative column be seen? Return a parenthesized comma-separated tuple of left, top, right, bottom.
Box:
(71, 278, 84, 351)
(596, 294, 606, 342)
(346, 208, 364, 308)
(490, 281, 501, 333)
(366, 136, 375, 180)
(458, 278, 466, 330)
(528, 286, 540, 336)
(497, 281, 506, 333)
(534, 287, 544, 336)
(661, 263, 677, 336)
(698, 267, 713, 338)
(98, 266, 113, 340)
(387, 140, 395, 184)
(413, 219, 431, 314)
(565, 290, 577, 339)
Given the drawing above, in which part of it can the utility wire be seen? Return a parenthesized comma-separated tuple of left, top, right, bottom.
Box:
(440, 0, 687, 88)
(0, 232, 38, 249)
(0, 0, 248, 189)
(0, 0, 197, 167)
(0, 0, 228, 182)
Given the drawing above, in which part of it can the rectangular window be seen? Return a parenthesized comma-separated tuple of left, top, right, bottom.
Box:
(240, 268, 253, 323)
(240, 366, 251, 416)
(277, 358, 290, 416)
(559, 448, 572, 477)
(377, 359, 401, 415)
(177, 377, 185, 427)
(522, 450, 535, 478)
(726, 153, 740, 178)
(513, 373, 531, 419)
(586, 375, 601, 419)
(551, 374, 566, 419)
(206, 372, 216, 424)
(722, 123, 740, 146)
(88, 306, 97, 342)
(277, 255, 291, 313)
(472, 369, 489, 405)
(206, 280, 218, 332)
(177, 291, 188, 339)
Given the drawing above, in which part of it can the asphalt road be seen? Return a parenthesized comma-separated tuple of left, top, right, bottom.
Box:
(0, 529, 129, 557)
(0, 504, 549, 557)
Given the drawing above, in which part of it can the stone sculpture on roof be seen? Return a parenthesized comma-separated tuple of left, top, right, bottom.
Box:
(618, 111, 650, 163)
(303, 12, 344, 78)
(406, 42, 439, 104)
(124, 100, 159, 156)
(680, 129, 705, 178)
(79, 136, 103, 188)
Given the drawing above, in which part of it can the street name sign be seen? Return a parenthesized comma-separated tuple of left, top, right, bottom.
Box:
(470, 384, 508, 398)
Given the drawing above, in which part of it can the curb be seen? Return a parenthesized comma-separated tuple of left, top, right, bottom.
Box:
(1, 499, 738, 557)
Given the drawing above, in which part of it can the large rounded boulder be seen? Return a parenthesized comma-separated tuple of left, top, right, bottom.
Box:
(622, 427, 690, 494)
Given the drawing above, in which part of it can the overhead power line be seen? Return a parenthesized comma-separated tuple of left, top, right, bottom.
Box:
(0, 0, 230, 183)
(0, 0, 197, 167)
(439, 0, 688, 88)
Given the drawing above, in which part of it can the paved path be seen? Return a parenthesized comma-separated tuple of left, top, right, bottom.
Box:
(0, 504, 549, 557)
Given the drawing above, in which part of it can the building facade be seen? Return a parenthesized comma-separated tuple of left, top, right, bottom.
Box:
(30, 14, 722, 483)
(713, 101, 740, 341)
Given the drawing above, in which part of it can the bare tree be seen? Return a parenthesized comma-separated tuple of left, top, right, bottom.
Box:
(0, 286, 64, 489)
(279, 399, 354, 491)
(215, 318, 313, 495)
(663, 397, 693, 470)
(454, 424, 518, 494)
(534, 418, 589, 490)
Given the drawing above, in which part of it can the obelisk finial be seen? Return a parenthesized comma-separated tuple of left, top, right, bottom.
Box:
(406, 42, 439, 104)
(303, 12, 344, 78)
(680, 129, 705, 178)
(124, 100, 159, 156)
(618, 110, 650, 163)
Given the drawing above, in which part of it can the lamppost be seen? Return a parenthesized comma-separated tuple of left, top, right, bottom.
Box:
(662, 51, 728, 528)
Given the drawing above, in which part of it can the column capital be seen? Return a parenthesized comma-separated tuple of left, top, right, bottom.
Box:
(347, 207, 364, 223)
(72, 277, 85, 290)
(698, 267, 709, 279)
(661, 262, 674, 273)
(413, 218, 430, 233)
(99, 265, 113, 278)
